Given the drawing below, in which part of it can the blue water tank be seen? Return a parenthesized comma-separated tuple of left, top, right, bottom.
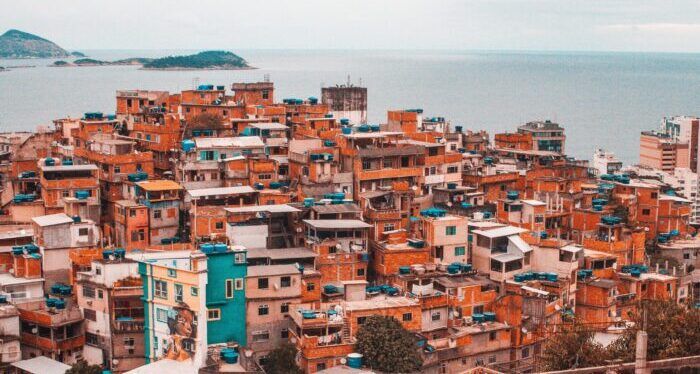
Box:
(472, 314, 485, 323)
(182, 139, 196, 152)
(347, 353, 363, 369)
(200, 244, 215, 254)
(44, 158, 55, 166)
(214, 243, 228, 253)
(483, 312, 496, 322)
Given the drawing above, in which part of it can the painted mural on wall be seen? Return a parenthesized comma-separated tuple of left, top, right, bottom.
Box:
(163, 302, 197, 361)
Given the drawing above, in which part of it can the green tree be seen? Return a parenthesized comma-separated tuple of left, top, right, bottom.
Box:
(65, 360, 102, 374)
(540, 323, 610, 371)
(608, 301, 700, 362)
(355, 315, 422, 373)
(262, 342, 302, 374)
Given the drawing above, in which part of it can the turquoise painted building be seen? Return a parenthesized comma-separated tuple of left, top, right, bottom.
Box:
(203, 244, 248, 346)
(138, 246, 247, 368)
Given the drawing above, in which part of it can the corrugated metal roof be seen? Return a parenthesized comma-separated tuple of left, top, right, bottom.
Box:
(40, 164, 98, 172)
(311, 203, 361, 214)
(136, 180, 183, 191)
(188, 186, 256, 198)
(32, 213, 73, 227)
(224, 204, 300, 214)
(249, 122, 288, 130)
(195, 136, 264, 148)
(303, 219, 371, 229)
(472, 226, 527, 238)
(11, 356, 71, 374)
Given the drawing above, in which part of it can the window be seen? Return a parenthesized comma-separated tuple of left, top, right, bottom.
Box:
(234, 253, 245, 263)
(642, 208, 651, 216)
(522, 347, 530, 358)
(454, 246, 466, 256)
(446, 226, 457, 235)
(252, 331, 270, 342)
(280, 328, 289, 339)
(167, 269, 176, 277)
(95, 266, 101, 275)
(362, 160, 371, 170)
(156, 308, 168, 322)
(357, 268, 365, 277)
(78, 228, 88, 236)
(207, 309, 221, 321)
(154, 280, 168, 298)
(215, 221, 224, 230)
(235, 278, 244, 290)
(357, 316, 367, 325)
(262, 90, 269, 99)
(114, 166, 121, 174)
(447, 166, 459, 173)
(124, 337, 135, 347)
(431, 312, 441, 321)
(86, 332, 100, 346)
(651, 192, 658, 199)
(200, 151, 215, 161)
(258, 278, 269, 289)
(280, 276, 291, 288)
(281, 303, 289, 313)
(82, 286, 95, 298)
(62, 190, 70, 198)
(258, 304, 269, 316)
(97, 290, 104, 299)
(129, 209, 136, 217)
(258, 173, 272, 180)
(488, 355, 497, 364)
(403, 313, 412, 321)
(383, 223, 395, 232)
(307, 283, 315, 292)
(191, 287, 199, 296)
(175, 284, 184, 302)
(83, 309, 96, 321)
(383, 158, 393, 168)
(316, 363, 327, 371)
(226, 279, 234, 298)
(489, 331, 497, 341)
(154, 210, 162, 219)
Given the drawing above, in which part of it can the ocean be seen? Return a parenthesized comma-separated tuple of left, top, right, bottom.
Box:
(2, 49, 700, 164)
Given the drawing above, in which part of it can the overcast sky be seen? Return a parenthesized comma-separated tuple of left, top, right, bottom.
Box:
(5, 0, 700, 52)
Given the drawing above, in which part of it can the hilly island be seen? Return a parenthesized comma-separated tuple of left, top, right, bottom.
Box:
(0, 29, 72, 58)
(52, 51, 253, 70)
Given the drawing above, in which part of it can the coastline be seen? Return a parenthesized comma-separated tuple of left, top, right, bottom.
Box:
(139, 66, 257, 71)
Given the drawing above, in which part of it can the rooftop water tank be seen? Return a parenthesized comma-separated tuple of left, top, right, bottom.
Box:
(347, 353, 363, 369)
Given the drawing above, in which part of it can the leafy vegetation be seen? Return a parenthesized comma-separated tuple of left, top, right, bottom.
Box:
(74, 58, 108, 65)
(143, 50, 250, 69)
(261, 342, 302, 374)
(542, 301, 700, 371)
(70, 51, 86, 57)
(540, 323, 611, 370)
(66, 360, 102, 374)
(355, 315, 423, 373)
(52, 60, 70, 66)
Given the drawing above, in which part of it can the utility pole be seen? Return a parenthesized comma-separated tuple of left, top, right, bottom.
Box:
(635, 303, 650, 374)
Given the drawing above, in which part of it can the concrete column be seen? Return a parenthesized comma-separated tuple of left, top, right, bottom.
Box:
(635, 330, 650, 374)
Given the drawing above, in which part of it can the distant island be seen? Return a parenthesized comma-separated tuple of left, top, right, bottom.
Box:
(70, 51, 86, 57)
(0, 29, 71, 58)
(142, 51, 253, 70)
(50, 50, 253, 70)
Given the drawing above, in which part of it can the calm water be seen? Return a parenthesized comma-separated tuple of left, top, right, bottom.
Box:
(2, 49, 700, 164)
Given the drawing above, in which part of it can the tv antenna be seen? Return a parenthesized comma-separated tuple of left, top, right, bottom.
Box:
(192, 77, 200, 90)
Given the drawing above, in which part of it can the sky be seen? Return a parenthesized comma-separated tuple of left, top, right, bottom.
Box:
(4, 0, 700, 52)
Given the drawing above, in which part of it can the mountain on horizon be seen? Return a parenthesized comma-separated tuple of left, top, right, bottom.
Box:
(0, 29, 70, 58)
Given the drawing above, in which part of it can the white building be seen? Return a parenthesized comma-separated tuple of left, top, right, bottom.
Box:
(592, 149, 623, 176)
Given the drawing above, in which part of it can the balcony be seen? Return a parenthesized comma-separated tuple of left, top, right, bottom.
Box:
(365, 208, 401, 221)
(112, 318, 145, 333)
(21, 333, 84, 351)
(359, 167, 421, 181)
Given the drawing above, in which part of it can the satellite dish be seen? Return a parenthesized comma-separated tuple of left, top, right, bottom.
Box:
(340, 358, 347, 364)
